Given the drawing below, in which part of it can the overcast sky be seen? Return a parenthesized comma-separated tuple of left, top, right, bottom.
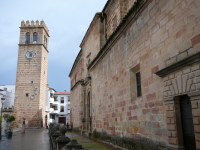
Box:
(0, 0, 107, 92)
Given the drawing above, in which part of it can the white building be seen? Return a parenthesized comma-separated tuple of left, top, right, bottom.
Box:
(46, 87, 70, 125)
(0, 85, 15, 108)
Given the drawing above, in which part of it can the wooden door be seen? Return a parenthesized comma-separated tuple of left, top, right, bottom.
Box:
(180, 95, 196, 150)
(59, 117, 66, 125)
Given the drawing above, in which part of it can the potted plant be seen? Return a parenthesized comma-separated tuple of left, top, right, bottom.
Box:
(6, 115, 15, 139)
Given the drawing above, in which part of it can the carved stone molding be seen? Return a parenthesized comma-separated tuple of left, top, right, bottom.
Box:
(155, 52, 200, 77)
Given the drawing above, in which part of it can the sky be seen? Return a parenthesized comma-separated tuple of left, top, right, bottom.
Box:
(0, 0, 108, 92)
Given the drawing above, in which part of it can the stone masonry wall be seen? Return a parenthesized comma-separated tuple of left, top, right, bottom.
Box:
(70, 83, 83, 129)
(14, 22, 49, 128)
(89, 0, 200, 146)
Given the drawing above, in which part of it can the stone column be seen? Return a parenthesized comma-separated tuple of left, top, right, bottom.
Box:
(163, 97, 184, 150)
(81, 87, 86, 133)
(56, 125, 70, 150)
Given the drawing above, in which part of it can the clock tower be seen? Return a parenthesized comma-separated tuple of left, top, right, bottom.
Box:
(14, 20, 49, 128)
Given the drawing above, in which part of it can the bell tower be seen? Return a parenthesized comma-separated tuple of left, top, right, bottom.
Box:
(14, 20, 49, 128)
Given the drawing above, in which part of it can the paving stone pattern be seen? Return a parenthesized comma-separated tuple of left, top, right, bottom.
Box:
(0, 129, 50, 150)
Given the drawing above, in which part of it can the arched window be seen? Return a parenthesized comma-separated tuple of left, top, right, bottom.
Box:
(26, 33, 30, 44)
(33, 32, 37, 44)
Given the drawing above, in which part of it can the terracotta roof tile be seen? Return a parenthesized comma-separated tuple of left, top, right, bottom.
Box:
(55, 92, 70, 95)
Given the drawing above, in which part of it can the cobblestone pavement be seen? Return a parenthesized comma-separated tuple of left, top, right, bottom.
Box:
(0, 128, 50, 150)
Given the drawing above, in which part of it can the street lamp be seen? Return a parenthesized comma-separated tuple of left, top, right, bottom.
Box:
(0, 97, 5, 141)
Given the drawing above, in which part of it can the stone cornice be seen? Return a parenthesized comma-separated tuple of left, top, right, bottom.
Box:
(79, 13, 100, 48)
(155, 52, 200, 77)
(88, 0, 152, 71)
(70, 79, 84, 91)
(18, 44, 49, 53)
(81, 76, 91, 86)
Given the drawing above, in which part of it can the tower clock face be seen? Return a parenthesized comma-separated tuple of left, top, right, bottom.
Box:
(26, 51, 34, 59)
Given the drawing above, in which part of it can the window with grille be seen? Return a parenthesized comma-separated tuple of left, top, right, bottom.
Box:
(136, 72, 142, 97)
(61, 97, 64, 103)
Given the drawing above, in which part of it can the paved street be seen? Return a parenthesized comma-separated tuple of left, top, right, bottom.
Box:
(0, 129, 125, 150)
(0, 128, 50, 150)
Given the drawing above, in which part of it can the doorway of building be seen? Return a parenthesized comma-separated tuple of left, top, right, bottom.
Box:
(59, 117, 66, 125)
(45, 115, 47, 127)
(180, 95, 196, 150)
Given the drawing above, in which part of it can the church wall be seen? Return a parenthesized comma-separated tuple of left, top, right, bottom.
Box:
(89, 0, 200, 147)
(82, 19, 101, 78)
(70, 83, 83, 129)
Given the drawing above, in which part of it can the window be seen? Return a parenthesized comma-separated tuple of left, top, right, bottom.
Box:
(26, 93, 29, 97)
(54, 96, 58, 101)
(50, 103, 52, 108)
(68, 96, 70, 101)
(61, 97, 64, 103)
(52, 105, 58, 110)
(60, 106, 64, 112)
(26, 33, 30, 44)
(50, 114, 55, 119)
(136, 72, 142, 97)
(33, 32, 37, 44)
(31, 81, 33, 84)
(50, 93, 54, 98)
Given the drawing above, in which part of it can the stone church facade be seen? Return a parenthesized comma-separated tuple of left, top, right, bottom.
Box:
(69, 0, 200, 149)
(14, 20, 49, 128)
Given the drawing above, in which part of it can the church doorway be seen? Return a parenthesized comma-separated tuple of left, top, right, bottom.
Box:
(180, 95, 196, 150)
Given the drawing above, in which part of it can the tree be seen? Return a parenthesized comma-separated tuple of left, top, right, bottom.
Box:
(7, 115, 15, 123)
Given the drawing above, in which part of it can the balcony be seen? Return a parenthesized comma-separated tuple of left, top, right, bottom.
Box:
(49, 106, 59, 114)
(49, 97, 54, 103)
(49, 119, 55, 123)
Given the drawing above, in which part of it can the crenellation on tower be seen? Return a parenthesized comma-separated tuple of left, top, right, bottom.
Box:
(31, 20, 34, 27)
(25, 20, 30, 26)
(20, 20, 49, 33)
(35, 20, 39, 26)
(21, 20, 25, 27)
(19, 20, 49, 49)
